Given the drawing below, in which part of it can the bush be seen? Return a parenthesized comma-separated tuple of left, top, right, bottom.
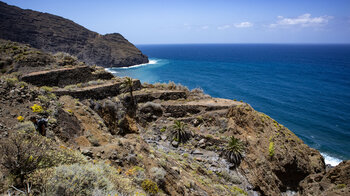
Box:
(37, 95, 50, 105)
(0, 131, 53, 186)
(5, 77, 18, 87)
(191, 88, 204, 94)
(150, 167, 166, 185)
(40, 86, 53, 92)
(14, 121, 35, 133)
(17, 116, 24, 122)
(45, 163, 115, 195)
(141, 179, 159, 195)
(0, 131, 87, 190)
(18, 81, 28, 88)
(269, 142, 275, 157)
(54, 52, 78, 66)
(31, 104, 43, 113)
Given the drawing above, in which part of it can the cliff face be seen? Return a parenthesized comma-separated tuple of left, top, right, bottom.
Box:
(1, 40, 348, 196)
(0, 1, 148, 67)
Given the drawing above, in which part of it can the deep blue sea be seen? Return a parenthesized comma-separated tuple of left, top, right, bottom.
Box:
(107, 44, 350, 165)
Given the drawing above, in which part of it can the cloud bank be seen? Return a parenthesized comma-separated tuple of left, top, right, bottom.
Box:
(270, 13, 332, 28)
(234, 22, 253, 28)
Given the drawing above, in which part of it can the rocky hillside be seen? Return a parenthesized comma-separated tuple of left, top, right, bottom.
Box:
(0, 1, 148, 67)
(0, 40, 349, 196)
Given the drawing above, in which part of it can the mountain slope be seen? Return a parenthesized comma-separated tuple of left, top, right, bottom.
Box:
(0, 1, 148, 67)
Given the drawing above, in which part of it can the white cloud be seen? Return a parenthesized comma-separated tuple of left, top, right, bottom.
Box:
(270, 13, 332, 28)
(218, 25, 231, 30)
(201, 25, 209, 30)
(234, 22, 253, 28)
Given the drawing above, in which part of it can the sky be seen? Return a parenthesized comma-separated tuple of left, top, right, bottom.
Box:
(3, 0, 350, 44)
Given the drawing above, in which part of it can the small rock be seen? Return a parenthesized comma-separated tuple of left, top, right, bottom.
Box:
(192, 119, 200, 126)
(171, 167, 180, 174)
(192, 149, 203, 155)
(81, 149, 93, 158)
(196, 157, 204, 162)
(126, 154, 138, 165)
(161, 135, 167, 140)
(198, 138, 206, 145)
(172, 140, 179, 148)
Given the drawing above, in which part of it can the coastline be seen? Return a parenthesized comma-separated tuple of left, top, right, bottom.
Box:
(104, 58, 344, 167)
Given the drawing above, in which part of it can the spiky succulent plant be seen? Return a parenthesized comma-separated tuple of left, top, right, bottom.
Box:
(171, 120, 191, 144)
(223, 136, 245, 167)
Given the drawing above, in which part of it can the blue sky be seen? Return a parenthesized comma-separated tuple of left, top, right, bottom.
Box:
(3, 0, 350, 44)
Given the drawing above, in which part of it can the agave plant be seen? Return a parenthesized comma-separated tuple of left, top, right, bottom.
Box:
(171, 120, 191, 144)
(223, 136, 245, 167)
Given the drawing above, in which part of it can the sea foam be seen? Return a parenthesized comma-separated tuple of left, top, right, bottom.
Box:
(321, 153, 342, 166)
(105, 59, 158, 73)
(117, 59, 158, 69)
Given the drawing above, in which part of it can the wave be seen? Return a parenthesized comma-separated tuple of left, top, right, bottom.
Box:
(321, 152, 342, 166)
(105, 59, 158, 74)
(117, 59, 158, 69)
(104, 68, 118, 74)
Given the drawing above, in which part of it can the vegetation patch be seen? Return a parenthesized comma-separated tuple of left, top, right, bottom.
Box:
(141, 179, 159, 195)
(269, 142, 275, 157)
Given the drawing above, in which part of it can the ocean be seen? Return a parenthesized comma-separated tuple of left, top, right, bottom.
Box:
(106, 44, 350, 166)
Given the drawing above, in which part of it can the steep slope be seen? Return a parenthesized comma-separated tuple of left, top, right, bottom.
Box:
(1, 41, 348, 195)
(0, 1, 148, 67)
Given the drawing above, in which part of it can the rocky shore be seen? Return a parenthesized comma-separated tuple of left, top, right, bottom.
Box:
(0, 39, 349, 195)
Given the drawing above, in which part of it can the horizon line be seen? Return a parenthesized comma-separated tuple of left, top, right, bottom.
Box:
(135, 42, 350, 45)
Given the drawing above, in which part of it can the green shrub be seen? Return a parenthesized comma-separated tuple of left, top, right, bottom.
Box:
(0, 131, 53, 187)
(269, 142, 275, 157)
(223, 136, 245, 167)
(160, 126, 166, 132)
(5, 77, 18, 87)
(0, 131, 87, 190)
(40, 86, 53, 92)
(40, 146, 87, 168)
(231, 186, 247, 195)
(45, 163, 115, 195)
(14, 121, 36, 133)
(18, 81, 28, 88)
(335, 184, 346, 189)
(63, 84, 77, 90)
(47, 92, 57, 100)
(37, 95, 50, 104)
(141, 179, 159, 195)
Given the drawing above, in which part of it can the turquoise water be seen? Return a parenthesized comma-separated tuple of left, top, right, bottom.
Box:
(107, 44, 350, 165)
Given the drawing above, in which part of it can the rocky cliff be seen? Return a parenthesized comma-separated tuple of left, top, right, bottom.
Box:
(0, 1, 148, 67)
(0, 40, 349, 195)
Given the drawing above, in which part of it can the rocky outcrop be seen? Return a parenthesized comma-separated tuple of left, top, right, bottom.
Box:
(0, 2, 148, 67)
(299, 160, 350, 195)
(225, 105, 326, 195)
